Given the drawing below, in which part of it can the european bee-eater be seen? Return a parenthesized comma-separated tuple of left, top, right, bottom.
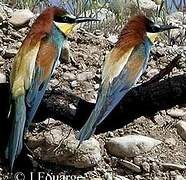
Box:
(5, 6, 98, 170)
(77, 15, 177, 144)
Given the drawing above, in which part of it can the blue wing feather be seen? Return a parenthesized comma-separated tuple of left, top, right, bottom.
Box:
(77, 37, 153, 143)
(25, 67, 50, 130)
(25, 24, 65, 130)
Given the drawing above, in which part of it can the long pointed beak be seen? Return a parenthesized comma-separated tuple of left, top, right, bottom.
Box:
(159, 24, 179, 31)
(75, 17, 100, 23)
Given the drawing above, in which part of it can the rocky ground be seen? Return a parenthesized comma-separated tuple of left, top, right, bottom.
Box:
(0, 3, 186, 180)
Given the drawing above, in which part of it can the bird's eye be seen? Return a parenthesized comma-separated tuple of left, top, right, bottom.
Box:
(62, 16, 69, 23)
(61, 16, 75, 23)
(147, 23, 160, 33)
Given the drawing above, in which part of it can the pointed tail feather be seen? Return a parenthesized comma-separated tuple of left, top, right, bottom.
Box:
(5, 95, 26, 170)
(76, 82, 131, 145)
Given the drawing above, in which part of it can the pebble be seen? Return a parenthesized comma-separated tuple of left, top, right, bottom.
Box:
(165, 138, 176, 147)
(142, 162, 150, 172)
(151, 162, 160, 172)
(167, 108, 186, 118)
(0, 48, 3, 53)
(107, 34, 118, 43)
(77, 71, 94, 81)
(9, 9, 34, 27)
(153, 114, 166, 126)
(107, 131, 114, 138)
(0, 11, 6, 23)
(153, 177, 159, 180)
(63, 72, 76, 81)
(0, 60, 4, 66)
(0, 73, 6, 83)
(70, 80, 78, 88)
(11, 31, 22, 39)
(175, 175, 185, 180)
(4, 48, 17, 58)
(60, 41, 70, 63)
(104, 173, 113, 180)
(170, 171, 177, 177)
(120, 160, 141, 173)
(162, 163, 186, 170)
(146, 68, 159, 78)
(134, 175, 143, 180)
(49, 79, 59, 87)
(27, 120, 101, 168)
(94, 84, 99, 90)
(176, 120, 186, 142)
(106, 135, 162, 158)
(69, 104, 77, 116)
(114, 175, 130, 180)
(133, 156, 143, 166)
(0, 5, 7, 23)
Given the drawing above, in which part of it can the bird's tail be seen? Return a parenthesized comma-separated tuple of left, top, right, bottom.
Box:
(5, 95, 26, 170)
(76, 83, 116, 144)
(76, 80, 131, 145)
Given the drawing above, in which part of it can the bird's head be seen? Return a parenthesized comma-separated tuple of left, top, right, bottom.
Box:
(117, 15, 178, 48)
(146, 18, 178, 43)
(52, 7, 99, 36)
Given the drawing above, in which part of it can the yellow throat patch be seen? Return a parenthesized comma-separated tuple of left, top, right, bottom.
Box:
(54, 22, 76, 36)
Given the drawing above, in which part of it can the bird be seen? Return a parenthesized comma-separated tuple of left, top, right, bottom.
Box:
(5, 6, 98, 170)
(77, 14, 178, 145)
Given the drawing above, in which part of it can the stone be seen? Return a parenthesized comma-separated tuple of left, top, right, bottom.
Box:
(27, 119, 101, 168)
(63, 72, 76, 81)
(81, 8, 116, 24)
(167, 12, 186, 25)
(114, 176, 130, 180)
(11, 31, 23, 39)
(107, 35, 118, 44)
(77, 71, 95, 81)
(69, 104, 77, 116)
(162, 163, 186, 170)
(60, 41, 71, 63)
(151, 162, 160, 172)
(106, 135, 162, 158)
(94, 84, 99, 90)
(120, 160, 141, 173)
(133, 156, 143, 166)
(146, 68, 159, 78)
(1, 3, 13, 15)
(9, 9, 34, 27)
(49, 79, 59, 87)
(134, 175, 143, 180)
(175, 175, 185, 180)
(4, 48, 17, 58)
(176, 120, 186, 142)
(167, 109, 186, 118)
(142, 162, 150, 172)
(0, 56, 4, 66)
(70, 80, 78, 88)
(165, 138, 176, 147)
(0, 9, 7, 23)
(0, 73, 6, 83)
(104, 173, 113, 180)
(109, 0, 158, 18)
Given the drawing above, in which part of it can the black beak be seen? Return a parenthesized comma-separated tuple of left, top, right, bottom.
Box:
(75, 17, 100, 23)
(148, 23, 179, 33)
(159, 24, 179, 31)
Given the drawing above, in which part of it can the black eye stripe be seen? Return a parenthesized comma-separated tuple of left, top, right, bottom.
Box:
(54, 15, 75, 23)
